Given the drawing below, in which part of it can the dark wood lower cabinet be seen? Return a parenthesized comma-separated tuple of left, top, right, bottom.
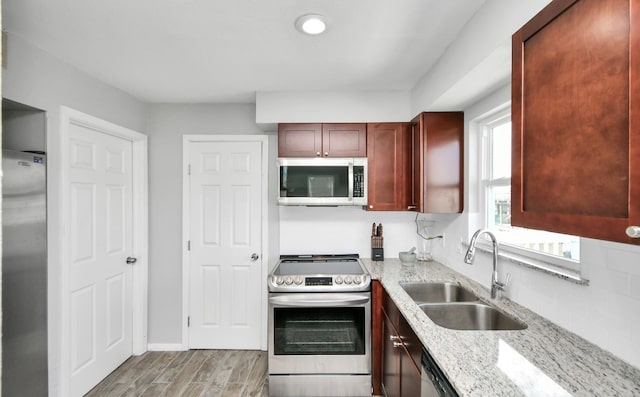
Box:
(374, 281, 423, 397)
(382, 313, 401, 397)
(398, 314, 422, 396)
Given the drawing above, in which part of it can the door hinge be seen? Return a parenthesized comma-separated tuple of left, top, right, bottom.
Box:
(188, 240, 191, 251)
(188, 164, 191, 175)
(188, 316, 190, 327)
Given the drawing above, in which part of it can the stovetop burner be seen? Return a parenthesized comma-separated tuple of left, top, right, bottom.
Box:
(278, 253, 360, 261)
(268, 254, 371, 292)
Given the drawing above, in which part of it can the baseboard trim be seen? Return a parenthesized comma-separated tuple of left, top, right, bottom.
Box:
(147, 343, 186, 351)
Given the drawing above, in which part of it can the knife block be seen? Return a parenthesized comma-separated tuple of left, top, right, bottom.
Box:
(371, 236, 384, 261)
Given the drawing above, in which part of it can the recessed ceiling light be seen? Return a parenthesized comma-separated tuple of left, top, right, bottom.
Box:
(295, 14, 327, 35)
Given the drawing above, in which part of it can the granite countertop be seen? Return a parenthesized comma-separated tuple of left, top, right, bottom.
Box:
(361, 258, 640, 397)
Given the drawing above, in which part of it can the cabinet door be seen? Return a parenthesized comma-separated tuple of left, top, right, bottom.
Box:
(512, 0, 640, 244)
(367, 123, 411, 211)
(372, 281, 384, 395)
(411, 112, 464, 213)
(278, 123, 322, 157)
(397, 304, 422, 396)
(398, 312, 422, 376)
(382, 312, 401, 397)
(321, 123, 367, 157)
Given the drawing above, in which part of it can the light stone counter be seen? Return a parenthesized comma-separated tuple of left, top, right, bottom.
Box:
(362, 258, 640, 397)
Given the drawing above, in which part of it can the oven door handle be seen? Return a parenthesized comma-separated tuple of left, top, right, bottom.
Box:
(269, 294, 370, 307)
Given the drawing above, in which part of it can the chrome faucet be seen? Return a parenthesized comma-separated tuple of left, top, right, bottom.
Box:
(464, 229, 511, 299)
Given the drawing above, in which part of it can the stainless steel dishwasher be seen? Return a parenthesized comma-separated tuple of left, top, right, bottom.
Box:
(421, 348, 459, 397)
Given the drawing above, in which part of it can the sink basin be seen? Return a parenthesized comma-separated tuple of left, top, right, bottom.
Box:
(419, 303, 528, 331)
(399, 282, 479, 303)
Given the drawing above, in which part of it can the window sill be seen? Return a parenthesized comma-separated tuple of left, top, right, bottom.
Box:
(465, 242, 590, 286)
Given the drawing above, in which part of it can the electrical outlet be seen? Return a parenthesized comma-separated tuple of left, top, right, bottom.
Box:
(456, 236, 465, 254)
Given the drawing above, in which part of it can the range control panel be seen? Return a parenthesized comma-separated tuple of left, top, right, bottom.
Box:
(269, 274, 371, 292)
(305, 277, 332, 286)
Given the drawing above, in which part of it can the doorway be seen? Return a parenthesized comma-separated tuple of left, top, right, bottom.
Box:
(58, 107, 148, 396)
(182, 135, 268, 350)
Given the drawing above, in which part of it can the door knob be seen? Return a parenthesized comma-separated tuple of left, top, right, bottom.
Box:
(126, 257, 137, 264)
(251, 253, 259, 261)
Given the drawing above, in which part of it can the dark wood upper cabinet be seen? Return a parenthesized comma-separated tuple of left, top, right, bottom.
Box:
(278, 123, 366, 157)
(366, 123, 412, 211)
(410, 112, 464, 213)
(512, 0, 640, 244)
(321, 123, 367, 157)
(277, 123, 322, 157)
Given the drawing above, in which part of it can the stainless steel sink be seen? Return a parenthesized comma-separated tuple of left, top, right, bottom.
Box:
(419, 302, 528, 331)
(399, 282, 479, 303)
(399, 281, 527, 331)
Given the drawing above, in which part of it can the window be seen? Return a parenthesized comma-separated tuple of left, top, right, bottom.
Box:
(479, 108, 580, 263)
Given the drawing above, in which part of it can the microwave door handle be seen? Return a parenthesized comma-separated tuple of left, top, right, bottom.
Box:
(269, 295, 369, 307)
(348, 162, 354, 201)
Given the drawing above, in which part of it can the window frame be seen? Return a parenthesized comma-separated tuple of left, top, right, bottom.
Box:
(475, 106, 582, 274)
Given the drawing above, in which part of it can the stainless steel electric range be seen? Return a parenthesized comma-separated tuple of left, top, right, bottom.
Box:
(268, 254, 372, 397)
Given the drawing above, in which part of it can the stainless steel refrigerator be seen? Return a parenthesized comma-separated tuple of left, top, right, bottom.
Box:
(2, 149, 48, 396)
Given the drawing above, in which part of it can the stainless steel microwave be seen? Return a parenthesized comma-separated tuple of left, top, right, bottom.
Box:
(278, 158, 368, 206)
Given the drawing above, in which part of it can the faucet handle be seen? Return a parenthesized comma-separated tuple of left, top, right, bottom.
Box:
(495, 273, 511, 290)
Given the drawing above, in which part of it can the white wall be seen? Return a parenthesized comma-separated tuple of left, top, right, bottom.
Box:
(410, 0, 552, 112)
(145, 103, 268, 344)
(279, 207, 419, 264)
(255, 91, 412, 126)
(3, 33, 147, 133)
(429, 85, 640, 370)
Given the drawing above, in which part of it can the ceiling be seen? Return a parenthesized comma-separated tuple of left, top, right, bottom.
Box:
(4, 0, 486, 104)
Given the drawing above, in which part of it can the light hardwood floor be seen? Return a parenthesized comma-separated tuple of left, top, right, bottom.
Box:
(85, 350, 268, 397)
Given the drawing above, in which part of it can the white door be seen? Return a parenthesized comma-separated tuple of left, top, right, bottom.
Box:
(68, 123, 134, 396)
(187, 141, 263, 349)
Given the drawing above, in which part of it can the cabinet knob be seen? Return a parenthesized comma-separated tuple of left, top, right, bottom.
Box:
(324, 152, 329, 157)
(369, 205, 373, 209)
(316, 152, 321, 156)
(626, 226, 640, 238)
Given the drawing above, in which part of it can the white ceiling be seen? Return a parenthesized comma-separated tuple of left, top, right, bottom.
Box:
(4, 0, 486, 103)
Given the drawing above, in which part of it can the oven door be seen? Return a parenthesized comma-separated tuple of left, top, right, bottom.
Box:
(268, 292, 371, 375)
